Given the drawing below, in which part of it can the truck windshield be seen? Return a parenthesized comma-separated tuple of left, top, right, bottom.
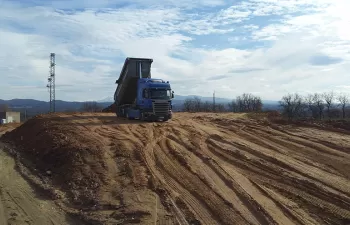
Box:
(150, 89, 171, 99)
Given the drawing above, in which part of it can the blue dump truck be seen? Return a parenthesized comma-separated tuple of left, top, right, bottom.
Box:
(114, 57, 174, 122)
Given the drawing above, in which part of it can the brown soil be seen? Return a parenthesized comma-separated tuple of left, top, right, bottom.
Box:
(0, 123, 85, 225)
(1, 112, 350, 225)
(0, 123, 21, 136)
(102, 103, 116, 113)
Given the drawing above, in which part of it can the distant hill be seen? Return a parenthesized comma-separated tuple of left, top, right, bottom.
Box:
(0, 96, 280, 121)
(0, 99, 112, 121)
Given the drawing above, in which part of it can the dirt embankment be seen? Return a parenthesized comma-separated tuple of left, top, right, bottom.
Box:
(2, 112, 350, 225)
(0, 146, 87, 225)
(0, 123, 20, 136)
(0, 123, 85, 225)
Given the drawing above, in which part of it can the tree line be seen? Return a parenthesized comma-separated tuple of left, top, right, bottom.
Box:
(279, 91, 349, 120)
(182, 93, 263, 113)
(180, 91, 350, 120)
(2, 91, 349, 120)
(81, 101, 104, 112)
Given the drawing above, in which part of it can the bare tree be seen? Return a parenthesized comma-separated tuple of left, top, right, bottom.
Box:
(182, 94, 262, 113)
(313, 93, 324, 120)
(277, 92, 350, 121)
(242, 93, 252, 111)
(337, 93, 349, 119)
(323, 91, 334, 119)
(81, 101, 103, 112)
(252, 96, 263, 112)
(183, 97, 204, 112)
(235, 93, 263, 112)
(183, 98, 193, 112)
(193, 96, 201, 112)
(202, 101, 213, 112)
(216, 103, 225, 112)
(304, 94, 314, 117)
(279, 93, 305, 120)
(227, 100, 238, 112)
(236, 96, 243, 112)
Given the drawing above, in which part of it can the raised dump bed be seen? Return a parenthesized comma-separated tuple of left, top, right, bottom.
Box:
(114, 57, 153, 106)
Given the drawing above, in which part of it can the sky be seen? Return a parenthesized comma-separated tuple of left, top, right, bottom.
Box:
(0, 0, 349, 102)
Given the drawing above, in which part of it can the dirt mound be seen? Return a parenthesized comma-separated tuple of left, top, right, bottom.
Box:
(0, 123, 21, 135)
(267, 116, 350, 134)
(0, 144, 85, 225)
(102, 103, 116, 113)
(2, 112, 350, 225)
(2, 114, 106, 204)
(326, 120, 350, 131)
(1, 113, 176, 224)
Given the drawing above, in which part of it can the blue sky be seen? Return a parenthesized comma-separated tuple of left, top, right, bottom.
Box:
(0, 0, 349, 101)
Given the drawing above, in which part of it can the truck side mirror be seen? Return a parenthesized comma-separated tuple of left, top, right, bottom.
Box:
(171, 91, 174, 98)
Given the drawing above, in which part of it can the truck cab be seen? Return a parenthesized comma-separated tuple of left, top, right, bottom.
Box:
(137, 78, 174, 121)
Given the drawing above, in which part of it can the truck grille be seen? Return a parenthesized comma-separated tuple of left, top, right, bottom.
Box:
(152, 101, 170, 115)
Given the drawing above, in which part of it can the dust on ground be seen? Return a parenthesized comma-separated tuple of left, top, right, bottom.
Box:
(0, 124, 85, 225)
(1, 112, 350, 225)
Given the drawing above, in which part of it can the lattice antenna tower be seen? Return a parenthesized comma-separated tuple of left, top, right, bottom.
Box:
(46, 53, 56, 112)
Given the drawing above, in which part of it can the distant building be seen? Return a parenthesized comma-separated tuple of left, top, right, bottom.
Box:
(0, 111, 21, 124)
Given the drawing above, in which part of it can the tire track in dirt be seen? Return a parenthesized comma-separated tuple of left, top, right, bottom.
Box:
(247, 123, 350, 158)
(202, 137, 294, 225)
(258, 179, 350, 224)
(164, 122, 289, 225)
(157, 137, 249, 225)
(157, 114, 349, 224)
(232, 127, 345, 177)
(239, 128, 350, 195)
(169, 120, 316, 225)
(254, 184, 319, 225)
(192, 115, 350, 225)
(138, 127, 214, 225)
(122, 124, 187, 225)
(181, 144, 262, 225)
(220, 134, 350, 219)
(235, 128, 349, 197)
(213, 125, 350, 197)
(166, 132, 269, 225)
(266, 124, 350, 153)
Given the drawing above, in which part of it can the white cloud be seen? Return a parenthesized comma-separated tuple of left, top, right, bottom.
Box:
(0, 0, 350, 102)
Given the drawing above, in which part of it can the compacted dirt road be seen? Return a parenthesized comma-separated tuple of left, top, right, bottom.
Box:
(0, 126, 84, 225)
(1, 112, 350, 225)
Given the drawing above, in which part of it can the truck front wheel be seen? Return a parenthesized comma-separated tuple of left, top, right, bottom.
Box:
(126, 113, 134, 120)
(141, 112, 146, 121)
